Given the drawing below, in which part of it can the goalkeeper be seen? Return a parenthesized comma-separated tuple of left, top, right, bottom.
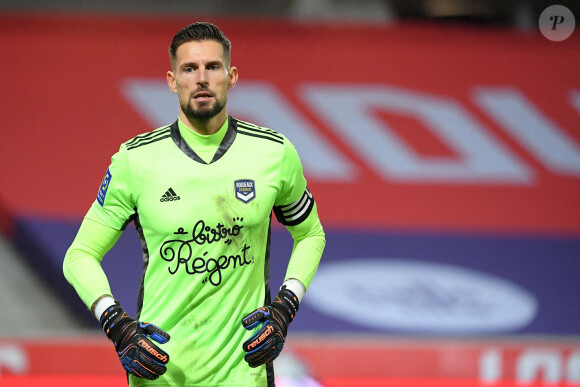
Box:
(62, 22, 325, 387)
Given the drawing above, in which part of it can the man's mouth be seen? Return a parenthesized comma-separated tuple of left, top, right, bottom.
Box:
(193, 91, 213, 101)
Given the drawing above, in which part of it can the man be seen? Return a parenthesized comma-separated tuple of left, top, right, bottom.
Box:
(63, 22, 325, 386)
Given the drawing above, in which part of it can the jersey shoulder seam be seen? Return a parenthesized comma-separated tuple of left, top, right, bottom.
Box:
(235, 119, 284, 145)
(125, 125, 172, 151)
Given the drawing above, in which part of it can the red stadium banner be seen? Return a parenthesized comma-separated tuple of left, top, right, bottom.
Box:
(0, 14, 578, 235)
(1, 338, 579, 385)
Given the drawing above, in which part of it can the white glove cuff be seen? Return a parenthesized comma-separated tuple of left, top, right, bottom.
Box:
(282, 278, 306, 302)
(94, 296, 116, 321)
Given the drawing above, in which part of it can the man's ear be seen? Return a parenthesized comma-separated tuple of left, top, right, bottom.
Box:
(227, 66, 238, 90)
(166, 70, 177, 94)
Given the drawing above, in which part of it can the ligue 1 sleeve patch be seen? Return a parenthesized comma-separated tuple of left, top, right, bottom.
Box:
(234, 179, 255, 203)
(97, 168, 112, 206)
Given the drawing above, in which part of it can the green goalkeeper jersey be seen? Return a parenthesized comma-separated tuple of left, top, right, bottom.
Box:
(83, 116, 321, 387)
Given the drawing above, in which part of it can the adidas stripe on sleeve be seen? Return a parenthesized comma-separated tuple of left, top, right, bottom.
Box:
(272, 133, 314, 227)
(273, 188, 314, 226)
(125, 126, 171, 151)
(236, 120, 284, 145)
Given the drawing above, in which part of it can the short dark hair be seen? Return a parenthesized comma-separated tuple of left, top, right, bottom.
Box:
(169, 22, 231, 69)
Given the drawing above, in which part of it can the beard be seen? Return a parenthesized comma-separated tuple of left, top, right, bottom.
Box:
(181, 93, 227, 121)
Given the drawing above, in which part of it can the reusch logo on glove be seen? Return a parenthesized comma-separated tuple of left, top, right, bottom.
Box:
(138, 339, 169, 362)
(247, 324, 274, 349)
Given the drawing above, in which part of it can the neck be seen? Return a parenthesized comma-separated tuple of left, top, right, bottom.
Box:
(179, 109, 228, 135)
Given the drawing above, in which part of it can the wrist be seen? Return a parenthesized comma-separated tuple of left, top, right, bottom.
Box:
(100, 302, 132, 342)
(275, 286, 299, 324)
(281, 279, 305, 302)
(94, 296, 116, 321)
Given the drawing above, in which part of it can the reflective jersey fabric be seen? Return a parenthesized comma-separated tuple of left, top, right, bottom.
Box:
(86, 116, 314, 387)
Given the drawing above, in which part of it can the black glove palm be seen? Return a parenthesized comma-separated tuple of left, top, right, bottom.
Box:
(241, 287, 299, 367)
(100, 303, 170, 380)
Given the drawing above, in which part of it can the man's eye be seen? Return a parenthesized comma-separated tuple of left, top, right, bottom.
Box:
(208, 65, 219, 70)
(184, 67, 194, 72)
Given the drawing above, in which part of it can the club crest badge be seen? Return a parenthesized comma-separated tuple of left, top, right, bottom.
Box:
(234, 179, 255, 203)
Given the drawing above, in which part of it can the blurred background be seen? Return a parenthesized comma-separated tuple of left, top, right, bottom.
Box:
(0, 0, 578, 386)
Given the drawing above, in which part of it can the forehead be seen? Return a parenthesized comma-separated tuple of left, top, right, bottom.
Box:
(174, 40, 226, 65)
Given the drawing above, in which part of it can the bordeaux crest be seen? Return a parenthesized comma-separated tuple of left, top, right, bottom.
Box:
(234, 179, 255, 203)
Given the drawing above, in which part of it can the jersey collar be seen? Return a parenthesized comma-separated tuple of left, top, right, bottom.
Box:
(170, 116, 238, 164)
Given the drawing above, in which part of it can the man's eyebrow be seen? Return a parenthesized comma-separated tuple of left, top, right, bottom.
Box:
(180, 60, 223, 69)
(205, 60, 223, 67)
(180, 61, 197, 69)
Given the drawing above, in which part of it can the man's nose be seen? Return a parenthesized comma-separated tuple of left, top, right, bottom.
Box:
(197, 69, 208, 85)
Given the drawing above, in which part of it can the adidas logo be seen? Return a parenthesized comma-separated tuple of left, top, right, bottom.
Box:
(160, 188, 181, 202)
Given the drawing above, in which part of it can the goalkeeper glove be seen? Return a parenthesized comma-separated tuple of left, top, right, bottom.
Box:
(241, 286, 299, 367)
(100, 302, 170, 380)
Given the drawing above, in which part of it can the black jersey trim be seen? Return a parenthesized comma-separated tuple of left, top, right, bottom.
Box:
(170, 121, 206, 164)
(237, 129, 284, 145)
(212, 116, 238, 163)
(126, 126, 171, 147)
(169, 117, 237, 165)
(126, 128, 172, 151)
(125, 126, 170, 146)
(133, 211, 150, 321)
(236, 121, 284, 141)
(235, 120, 284, 144)
(273, 188, 314, 226)
(126, 133, 172, 150)
(264, 214, 275, 387)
